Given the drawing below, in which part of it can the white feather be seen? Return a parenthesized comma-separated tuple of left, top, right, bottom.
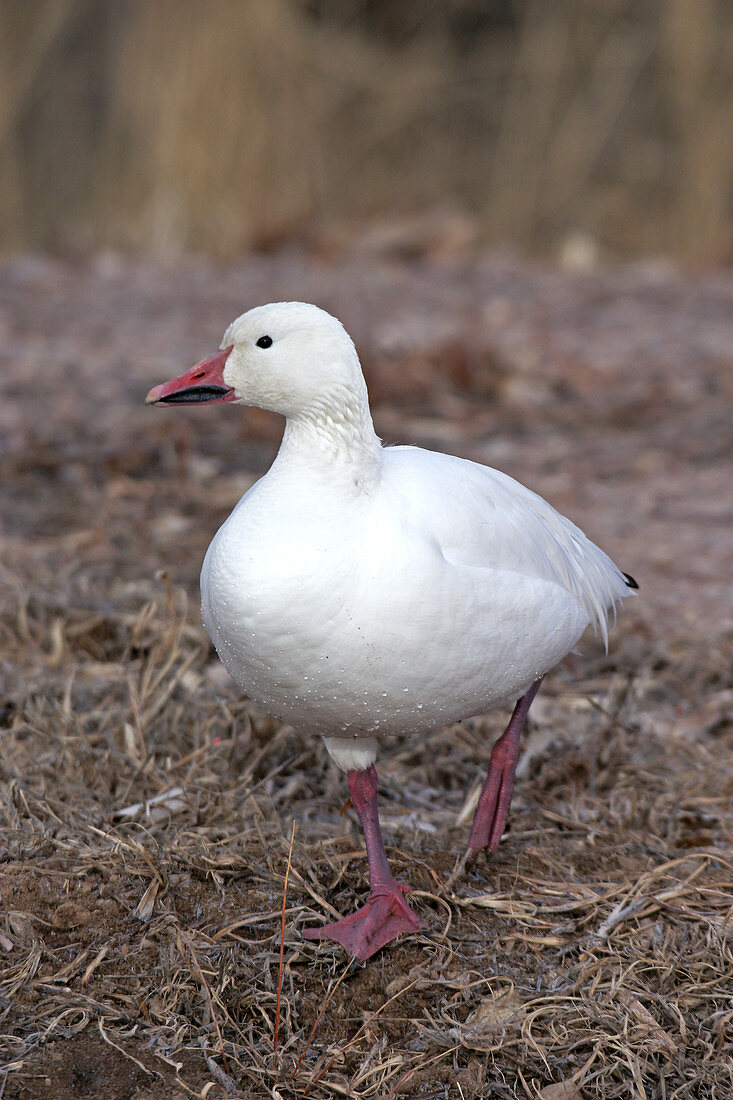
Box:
(198, 302, 635, 769)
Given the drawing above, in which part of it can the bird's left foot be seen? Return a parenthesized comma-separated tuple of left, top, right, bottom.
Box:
(465, 748, 517, 856)
(302, 883, 426, 960)
(465, 680, 543, 856)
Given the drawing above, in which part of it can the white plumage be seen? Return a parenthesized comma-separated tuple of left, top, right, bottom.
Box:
(201, 441, 628, 763)
(147, 301, 636, 958)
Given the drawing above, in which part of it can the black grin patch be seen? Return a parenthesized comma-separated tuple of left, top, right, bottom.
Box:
(156, 385, 230, 404)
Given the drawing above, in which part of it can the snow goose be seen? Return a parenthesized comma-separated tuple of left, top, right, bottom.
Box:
(146, 301, 637, 960)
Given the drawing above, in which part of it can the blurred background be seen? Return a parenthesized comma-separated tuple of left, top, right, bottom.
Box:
(2, 0, 733, 264)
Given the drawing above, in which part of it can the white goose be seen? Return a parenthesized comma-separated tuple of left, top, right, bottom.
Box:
(147, 302, 637, 960)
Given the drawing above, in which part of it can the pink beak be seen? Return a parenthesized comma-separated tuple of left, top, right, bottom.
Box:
(145, 346, 236, 406)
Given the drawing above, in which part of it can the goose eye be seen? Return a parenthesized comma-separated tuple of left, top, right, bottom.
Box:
(256, 335, 273, 349)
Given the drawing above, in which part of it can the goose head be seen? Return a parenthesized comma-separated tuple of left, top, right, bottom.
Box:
(146, 301, 367, 420)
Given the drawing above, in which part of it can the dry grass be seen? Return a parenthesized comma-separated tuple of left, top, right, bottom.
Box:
(2, 575, 732, 1098)
(1, 249, 732, 1097)
(2, 1, 733, 260)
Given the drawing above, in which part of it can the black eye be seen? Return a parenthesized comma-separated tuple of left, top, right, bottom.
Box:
(256, 335, 273, 349)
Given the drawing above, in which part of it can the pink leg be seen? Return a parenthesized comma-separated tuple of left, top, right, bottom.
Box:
(302, 765, 426, 960)
(466, 678, 543, 856)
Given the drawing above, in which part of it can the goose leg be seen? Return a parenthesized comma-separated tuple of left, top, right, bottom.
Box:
(466, 677, 543, 856)
(302, 764, 426, 960)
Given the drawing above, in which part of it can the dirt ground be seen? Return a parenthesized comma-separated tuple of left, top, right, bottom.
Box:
(1, 249, 732, 1099)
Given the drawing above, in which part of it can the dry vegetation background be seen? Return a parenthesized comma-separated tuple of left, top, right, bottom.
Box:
(1, 2, 733, 1100)
(2, 0, 733, 261)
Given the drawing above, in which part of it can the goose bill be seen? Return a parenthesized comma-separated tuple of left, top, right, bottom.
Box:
(145, 346, 235, 405)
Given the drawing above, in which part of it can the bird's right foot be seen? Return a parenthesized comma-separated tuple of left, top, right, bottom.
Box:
(302, 883, 426, 961)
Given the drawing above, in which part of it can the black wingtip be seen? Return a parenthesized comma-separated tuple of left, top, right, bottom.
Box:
(623, 572, 639, 590)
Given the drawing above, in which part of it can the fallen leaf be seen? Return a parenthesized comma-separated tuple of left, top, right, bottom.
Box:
(458, 987, 525, 1050)
(52, 901, 91, 931)
(7, 911, 37, 943)
(538, 1081, 583, 1100)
